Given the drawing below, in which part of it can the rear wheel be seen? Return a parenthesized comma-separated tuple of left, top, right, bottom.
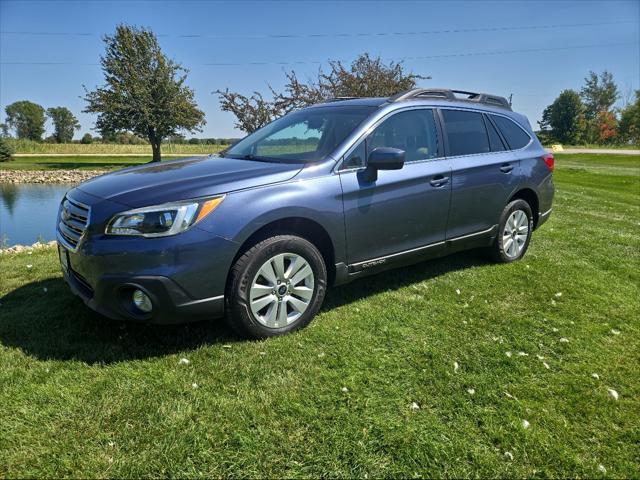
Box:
(490, 199, 533, 263)
(226, 235, 327, 338)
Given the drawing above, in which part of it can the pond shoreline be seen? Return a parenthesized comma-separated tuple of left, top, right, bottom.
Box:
(0, 169, 106, 184)
(0, 240, 57, 254)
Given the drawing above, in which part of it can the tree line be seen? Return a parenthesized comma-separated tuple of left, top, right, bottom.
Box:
(538, 71, 639, 145)
(2, 24, 638, 163)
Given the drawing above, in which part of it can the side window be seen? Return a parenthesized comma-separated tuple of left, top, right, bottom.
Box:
(343, 140, 366, 169)
(491, 115, 531, 150)
(442, 110, 490, 156)
(484, 115, 506, 152)
(368, 109, 439, 162)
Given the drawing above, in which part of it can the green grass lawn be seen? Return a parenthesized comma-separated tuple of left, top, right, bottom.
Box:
(0, 154, 638, 477)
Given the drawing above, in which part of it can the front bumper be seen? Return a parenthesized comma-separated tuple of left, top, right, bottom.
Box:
(59, 227, 238, 325)
(62, 265, 225, 324)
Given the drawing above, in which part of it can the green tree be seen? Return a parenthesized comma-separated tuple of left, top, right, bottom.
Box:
(580, 71, 619, 143)
(46, 107, 80, 143)
(0, 137, 14, 162)
(84, 24, 205, 161)
(218, 53, 426, 133)
(539, 90, 585, 144)
(618, 90, 640, 145)
(4, 100, 45, 140)
(81, 133, 94, 144)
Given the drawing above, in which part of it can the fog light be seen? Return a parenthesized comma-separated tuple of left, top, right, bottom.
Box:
(132, 289, 152, 313)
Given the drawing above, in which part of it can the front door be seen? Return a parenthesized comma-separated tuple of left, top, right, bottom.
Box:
(339, 108, 452, 266)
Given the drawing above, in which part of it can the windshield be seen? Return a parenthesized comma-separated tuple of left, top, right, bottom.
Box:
(223, 105, 376, 163)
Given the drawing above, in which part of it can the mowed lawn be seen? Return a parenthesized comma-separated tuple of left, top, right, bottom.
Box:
(0, 154, 638, 477)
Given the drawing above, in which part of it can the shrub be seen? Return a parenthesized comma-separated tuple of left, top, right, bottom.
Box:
(0, 137, 14, 161)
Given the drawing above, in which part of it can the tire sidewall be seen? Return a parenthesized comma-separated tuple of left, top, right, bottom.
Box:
(229, 236, 327, 338)
(496, 199, 533, 263)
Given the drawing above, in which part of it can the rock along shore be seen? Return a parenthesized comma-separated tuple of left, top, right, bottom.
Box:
(0, 240, 58, 254)
(0, 169, 107, 184)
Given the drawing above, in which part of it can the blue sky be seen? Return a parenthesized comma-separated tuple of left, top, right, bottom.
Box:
(1, 0, 638, 139)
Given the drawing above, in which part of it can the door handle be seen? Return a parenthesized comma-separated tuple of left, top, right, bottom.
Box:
(430, 175, 450, 187)
(500, 163, 514, 173)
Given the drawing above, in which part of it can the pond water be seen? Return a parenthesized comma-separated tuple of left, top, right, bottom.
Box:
(1, 183, 73, 246)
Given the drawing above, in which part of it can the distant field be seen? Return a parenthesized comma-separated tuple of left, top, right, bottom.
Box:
(7, 141, 227, 155)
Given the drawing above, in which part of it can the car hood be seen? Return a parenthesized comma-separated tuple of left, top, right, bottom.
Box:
(76, 156, 304, 207)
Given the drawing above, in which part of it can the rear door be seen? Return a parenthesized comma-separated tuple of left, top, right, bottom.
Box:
(441, 108, 523, 239)
(339, 108, 452, 265)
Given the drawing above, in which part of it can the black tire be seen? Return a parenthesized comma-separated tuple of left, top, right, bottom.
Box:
(489, 199, 533, 263)
(225, 235, 327, 339)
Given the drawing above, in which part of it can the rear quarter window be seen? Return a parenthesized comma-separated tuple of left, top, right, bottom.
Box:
(491, 115, 531, 150)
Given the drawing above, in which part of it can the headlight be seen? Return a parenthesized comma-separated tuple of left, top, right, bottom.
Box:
(105, 196, 224, 237)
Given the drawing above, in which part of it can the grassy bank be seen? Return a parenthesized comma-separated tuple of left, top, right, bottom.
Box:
(6, 139, 227, 155)
(0, 155, 205, 171)
(0, 154, 638, 477)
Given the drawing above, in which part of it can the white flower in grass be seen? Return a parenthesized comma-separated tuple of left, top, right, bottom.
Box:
(552, 327, 559, 333)
(318, 352, 325, 358)
(505, 351, 512, 358)
(536, 354, 544, 360)
(559, 337, 569, 343)
(26, 264, 32, 269)
(517, 351, 528, 357)
(454, 361, 459, 373)
(591, 373, 600, 380)
(467, 388, 475, 395)
(543, 362, 550, 370)
(223, 344, 232, 349)
(341, 387, 348, 393)
(598, 464, 607, 474)
(409, 402, 420, 411)
(611, 329, 621, 335)
(607, 388, 619, 400)
(551, 299, 557, 306)
(521, 419, 530, 429)
(504, 392, 515, 399)
(455, 289, 461, 295)
(178, 358, 190, 365)
(504, 451, 514, 460)
(555, 292, 562, 298)
(192, 383, 198, 389)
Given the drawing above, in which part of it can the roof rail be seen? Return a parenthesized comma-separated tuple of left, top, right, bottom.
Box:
(323, 96, 359, 103)
(389, 88, 512, 110)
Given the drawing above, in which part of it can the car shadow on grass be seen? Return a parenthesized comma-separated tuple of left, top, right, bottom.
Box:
(0, 251, 489, 364)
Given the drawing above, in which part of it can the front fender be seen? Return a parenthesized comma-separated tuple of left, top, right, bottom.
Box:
(196, 174, 347, 264)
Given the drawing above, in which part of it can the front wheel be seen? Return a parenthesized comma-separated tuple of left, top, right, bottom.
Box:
(490, 199, 533, 263)
(225, 235, 327, 338)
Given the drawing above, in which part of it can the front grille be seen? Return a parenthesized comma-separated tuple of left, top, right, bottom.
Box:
(58, 195, 90, 251)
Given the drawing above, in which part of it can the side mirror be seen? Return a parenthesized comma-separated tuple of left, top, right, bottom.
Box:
(361, 147, 405, 182)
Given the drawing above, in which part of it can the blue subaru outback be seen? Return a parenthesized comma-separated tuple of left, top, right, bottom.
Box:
(58, 88, 554, 338)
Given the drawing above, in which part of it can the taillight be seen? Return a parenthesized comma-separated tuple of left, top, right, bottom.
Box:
(542, 153, 554, 171)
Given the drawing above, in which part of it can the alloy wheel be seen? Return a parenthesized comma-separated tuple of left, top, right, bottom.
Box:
(502, 209, 529, 258)
(249, 253, 315, 328)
